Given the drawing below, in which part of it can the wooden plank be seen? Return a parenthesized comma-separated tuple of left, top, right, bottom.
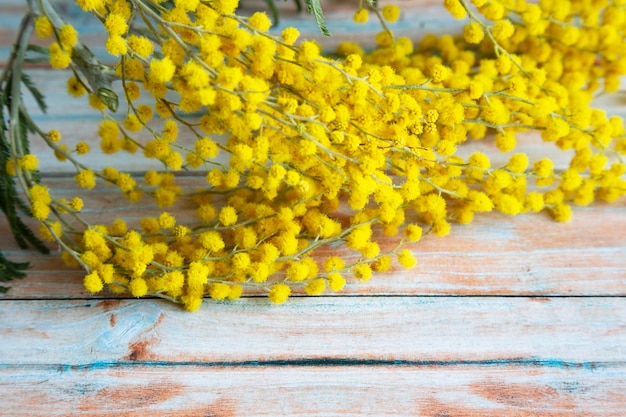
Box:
(1, 364, 625, 416)
(2, 176, 626, 298)
(0, 297, 624, 415)
(1, 297, 624, 364)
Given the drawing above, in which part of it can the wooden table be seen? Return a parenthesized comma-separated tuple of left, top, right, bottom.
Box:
(1, 1, 625, 415)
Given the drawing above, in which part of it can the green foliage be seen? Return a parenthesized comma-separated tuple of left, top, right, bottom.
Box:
(21, 73, 47, 114)
(263, 0, 281, 27)
(0, 252, 29, 294)
(305, 0, 331, 36)
(260, 0, 328, 35)
(0, 35, 51, 293)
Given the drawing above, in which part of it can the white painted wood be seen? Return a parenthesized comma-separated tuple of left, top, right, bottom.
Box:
(1, 297, 624, 365)
(1, 2, 625, 415)
(2, 364, 625, 416)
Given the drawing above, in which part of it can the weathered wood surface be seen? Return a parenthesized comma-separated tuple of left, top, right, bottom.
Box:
(3, 364, 625, 416)
(2, 0, 626, 415)
(3, 297, 626, 363)
(1, 298, 625, 415)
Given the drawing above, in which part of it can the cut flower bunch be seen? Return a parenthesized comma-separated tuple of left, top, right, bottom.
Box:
(1, 0, 625, 309)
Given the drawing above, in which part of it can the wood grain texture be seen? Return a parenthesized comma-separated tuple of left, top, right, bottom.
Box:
(2, 1, 626, 415)
(2, 297, 625, 364)
(2, 365, 625, 416)
(1, 297, 625, 415)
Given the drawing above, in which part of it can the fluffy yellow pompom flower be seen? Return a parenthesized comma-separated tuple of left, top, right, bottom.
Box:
(47, 130, 61, 142)
(194, 137, 219, 159)
(76, 0, 104, 11)
(353, 8, 369, 24)
(443, 0, 467, 19)
(287, 261, 310, 282)
(469, 152, 491, 169)
(324, 256, 345, 273)
(354, 263, 373, 282)
(75, 169, 96, 190)
(105, 35, 127, 56)
(158, 212, 176, 229)
(69, 197, 84, 211)
(219, 206, 238, 226)
(268, 283, 291, 304)
(213, 0, 239, 14)
(75, 141, 90, 155)
(104, 13, 128, 36)
(495, 131, 516, 153)
(209, 283, 232, 300)
(248, 12, 272, 31)
(551, 203, 572, 223)
(464, 21, 484, 44)
(127, 35, 154, 58)
(149, 57, 176, 83)
(281, 27, 300, 45)
(84, 271, 104, 293)
(115, 172, 137, 192)
(405, 224, 423, 242)
(107, 219, 127, 237)
(491, 19, 514, 42)
(533, 158, 554, 178)
(375, 31, 393, 47)
(382, 5, 401, 23)
(327, 273, 346, 292)
(49, 42, 71, 69)
(398, 249, 417, 269)
(67, 76, 87, 97)
(35, 16, 53, 39)
(59, 24, 78, 50)
(164, 151, 183, 170)
(18, 154, 38, 171)
(129, 278, 149, 297)
(431, 64, 452, 83)
(506, 153, 529, 174)
(163, 120, 179, 141)
(175, 0, 200, 11)
(305, 279, 326, 296)
(123, 113, 142, 132)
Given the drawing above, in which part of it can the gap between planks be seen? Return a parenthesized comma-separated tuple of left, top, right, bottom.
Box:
(2, 357, 624, 371)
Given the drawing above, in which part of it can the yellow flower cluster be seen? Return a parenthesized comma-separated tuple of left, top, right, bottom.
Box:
(15, 0, 626, 311)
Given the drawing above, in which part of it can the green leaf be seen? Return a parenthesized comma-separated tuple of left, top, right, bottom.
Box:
(264, 0, 280, 26)
(26, 44, 49, 56)
(305, 0, 331, 36)
(24, 44, 50, 65)
(0, 250, 29, 294)
(365, 0, 378, 8)
(21, 73, 47, 114)
(0, 101, 48, 255)
(0, 158, 49, 254)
